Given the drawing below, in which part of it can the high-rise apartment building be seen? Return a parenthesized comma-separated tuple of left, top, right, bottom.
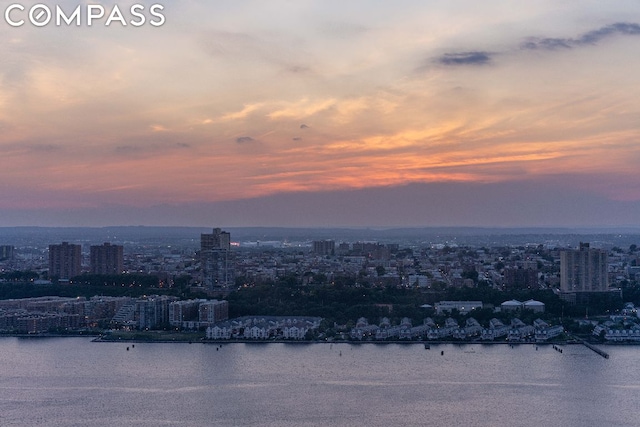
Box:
(90, 243, 124, 275)
(0, 245, 14, 261)
(312, 240, 335, 255)
(201, 228, 230, 251)
(201, 228, 234, 293)
(560, 242, 609, 293)
(49, 242, 82, 280)
(135, 295, 176, 330)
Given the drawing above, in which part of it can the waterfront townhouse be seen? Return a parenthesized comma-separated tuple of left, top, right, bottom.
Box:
(244, 325, 270, 339)
(375, 324, 402, 340)
(427, 318, 459, 340)
(405, 323, 431, 340)
(534, 319, 564, 342)
(604, 328, 640, 342)
(350, 317, 379, 340)
(207, 324, 232, 339)
(206, 316, 322, 340)
(454, 318, 482, 340)
(282, 325, 306, 339)
(481, 318, 510, 340)
(507, 318, 535, 342)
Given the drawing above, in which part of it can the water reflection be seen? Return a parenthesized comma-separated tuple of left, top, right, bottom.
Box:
(1, 338, 640, 426)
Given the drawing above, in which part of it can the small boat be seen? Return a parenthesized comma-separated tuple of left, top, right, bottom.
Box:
(424, 343, 430, 350)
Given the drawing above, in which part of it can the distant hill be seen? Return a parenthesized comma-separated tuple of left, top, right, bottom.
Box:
(1, 226, 640, 248)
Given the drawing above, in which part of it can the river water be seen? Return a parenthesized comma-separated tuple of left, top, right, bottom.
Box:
(0, 338, 638, 426)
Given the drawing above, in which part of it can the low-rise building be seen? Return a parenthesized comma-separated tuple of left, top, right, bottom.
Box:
(434, 301, 482, 315)
(206, 316, 322, 340)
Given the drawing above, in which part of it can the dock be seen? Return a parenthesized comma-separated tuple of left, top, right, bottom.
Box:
(572, 336, 609, 359)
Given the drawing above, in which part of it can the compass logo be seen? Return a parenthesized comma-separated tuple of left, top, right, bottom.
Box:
(4, 3, 166, 27)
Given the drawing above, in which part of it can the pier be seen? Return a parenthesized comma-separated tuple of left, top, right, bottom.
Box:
(572, 336, 609, 359)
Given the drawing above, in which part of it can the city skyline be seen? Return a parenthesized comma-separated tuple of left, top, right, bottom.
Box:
(2, 1, 640, 227)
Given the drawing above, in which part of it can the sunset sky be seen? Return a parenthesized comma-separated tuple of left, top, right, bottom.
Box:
(2, 0, 640, 227)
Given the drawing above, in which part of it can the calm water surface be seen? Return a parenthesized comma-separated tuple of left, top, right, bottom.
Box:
(0, 338, 639, 426)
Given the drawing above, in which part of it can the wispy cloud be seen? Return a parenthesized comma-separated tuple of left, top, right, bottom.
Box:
(267, 98, 336, 120)
(437, 22, 640, 68)
(4, 2, 640, 224)
(436, 51, 493, 66)
(236, 136, 255, 144)
(522, 22, 640, 50)
(218, 103, 264, 122)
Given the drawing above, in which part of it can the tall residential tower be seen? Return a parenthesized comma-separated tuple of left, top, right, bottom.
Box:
(90, 243, 124, 275)
(560, 242, 609, 293)
(200, 228, 234, 294)
(49, 242, 82, 280)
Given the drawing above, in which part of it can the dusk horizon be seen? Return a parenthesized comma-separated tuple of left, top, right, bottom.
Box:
(2, 1, 640, 228)
(2, 180, 640, 229)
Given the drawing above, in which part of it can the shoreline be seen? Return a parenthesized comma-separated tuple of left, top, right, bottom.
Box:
(3, 333, 636, 347)
(90, 336, 576, 345)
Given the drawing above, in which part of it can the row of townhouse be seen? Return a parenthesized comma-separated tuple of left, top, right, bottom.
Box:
(603, 328, 640, 342)
(593, 322, 640, 342)
(592, 308, 640, 342)
(365, 323, 433, 341)
(206, 316, 322, 340)
(480, 317, 562, 342)
(351, 316, 563, 342)
(351, 317, 434, 340)
(207, 323, 310, 340)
